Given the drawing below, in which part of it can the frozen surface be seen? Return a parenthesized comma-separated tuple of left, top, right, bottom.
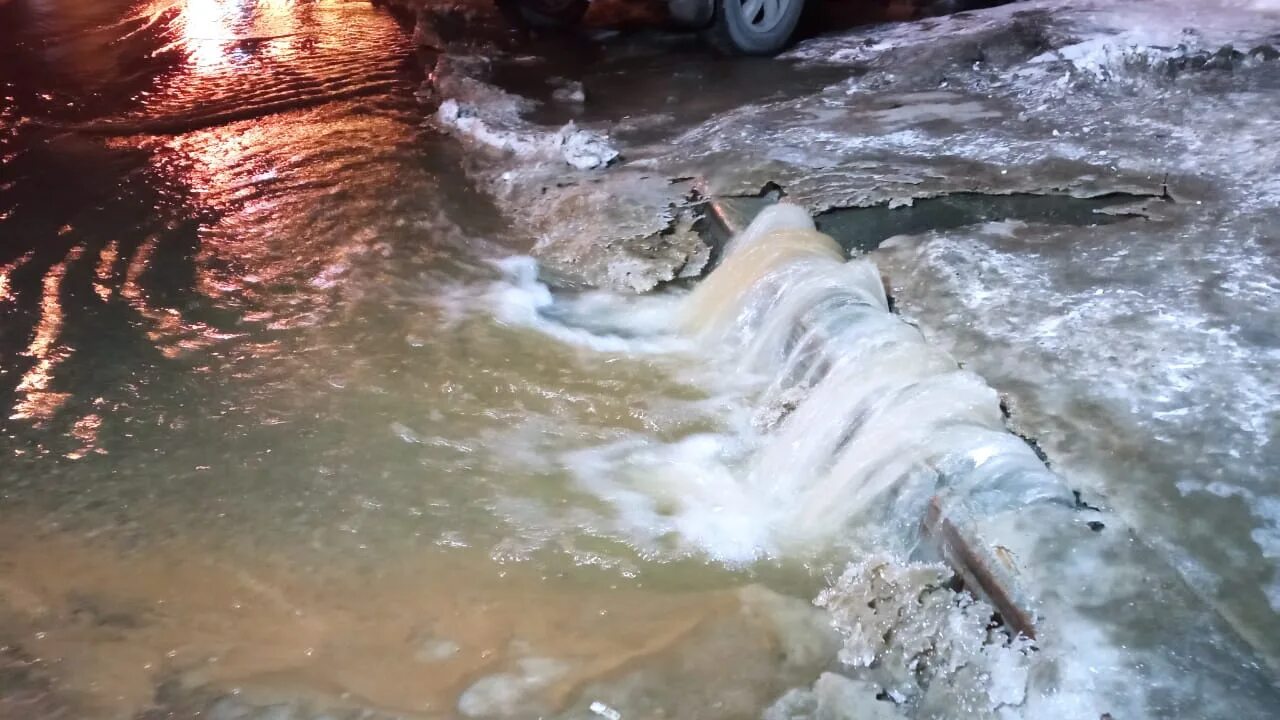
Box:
(815, 557, 1034, 717)
(436, 99, 618, 170)
(22, 0, 1280, 718)
(457, 657, 571, 718)
(875, 209, 1280, 665)
(422, 47, 706, 291)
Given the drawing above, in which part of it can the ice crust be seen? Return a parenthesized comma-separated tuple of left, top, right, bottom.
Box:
(813, 557, 1034, 718)
(458, 657, 571, 718)
(423, 50, 702, 293)
(436, 99, 618, 170)
(744, 0, 1280, 676)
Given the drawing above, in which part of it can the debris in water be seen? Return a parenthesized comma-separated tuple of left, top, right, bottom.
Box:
(589, 700, 623, 720)
(430, 54, 618, 171)
(558, 122, 620, 170)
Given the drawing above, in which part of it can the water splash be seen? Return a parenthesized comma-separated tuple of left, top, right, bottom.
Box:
(678, 204, 1071, 554)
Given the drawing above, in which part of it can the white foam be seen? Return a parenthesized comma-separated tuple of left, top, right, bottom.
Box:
(564, 432, 776, 563)
(484, 256, 687, 354)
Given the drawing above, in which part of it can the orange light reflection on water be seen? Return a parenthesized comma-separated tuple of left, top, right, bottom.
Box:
(65, 413, 107, 460)
(165, 0, 309, 72)
(7, 0, 385, 431)
(0, 251, 34, 304)
(94, 240, 119, 301)
(155, 107, 391, 327)
(120, 236, 244, 360)
(11, 246, 83, 422)
(179, 0, 240, 70)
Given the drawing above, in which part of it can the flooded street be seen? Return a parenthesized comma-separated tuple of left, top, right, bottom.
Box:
(0, 2, 803, 717)
(2, 0, 1280, 718)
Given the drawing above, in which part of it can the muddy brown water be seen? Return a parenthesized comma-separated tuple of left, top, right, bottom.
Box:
(0, 1, 845, 718)
(0, 516, 756, 718)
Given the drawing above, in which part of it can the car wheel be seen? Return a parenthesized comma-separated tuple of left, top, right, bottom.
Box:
(707, 0, 804, 55)
(498, 0, 590, 29)
(669, 0, 715, 28)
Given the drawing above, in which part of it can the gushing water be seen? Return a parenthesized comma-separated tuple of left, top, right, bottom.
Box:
(601, 204, 1075, 558)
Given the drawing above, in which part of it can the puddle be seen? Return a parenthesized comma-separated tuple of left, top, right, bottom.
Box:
(485, 45, 856, 138)
(814, 192, 1159, 254)
(705, 190, 1160, 265)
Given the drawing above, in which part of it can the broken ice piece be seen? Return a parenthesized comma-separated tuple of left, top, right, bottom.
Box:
(558, 124, 619, 170)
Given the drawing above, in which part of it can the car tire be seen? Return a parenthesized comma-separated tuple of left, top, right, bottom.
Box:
(498, 0, 590, 29)
(669, 0, 715, 28)
(706, 0, 804, 55)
